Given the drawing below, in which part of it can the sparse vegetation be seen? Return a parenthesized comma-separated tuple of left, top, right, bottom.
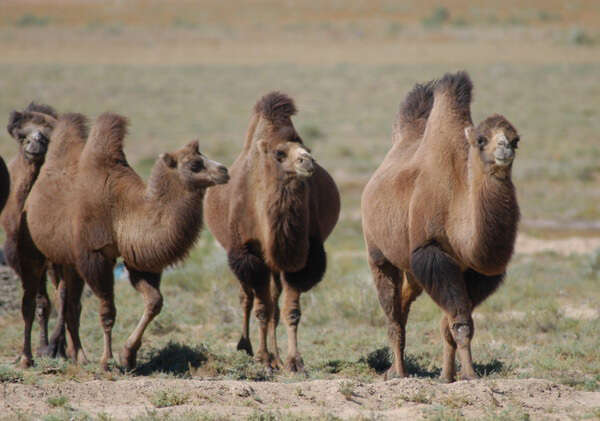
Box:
(149, 390, 188, 408)
(338, 380, 356, 400)
(422, 7, 450, 28)
(46, 396, 69, 408)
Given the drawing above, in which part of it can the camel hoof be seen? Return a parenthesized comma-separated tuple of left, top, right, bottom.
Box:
(36, 345, 54, 358)
(119, 348, 137, 371)
(384, 367, 406, 381)
(285, 355, 305, 373)
(237, 337, 253, 356)
(458, 372, 479, 381)
(439, 374, 456, 383)
(19, 356, 34, 369)
(271, 356, 284, 371)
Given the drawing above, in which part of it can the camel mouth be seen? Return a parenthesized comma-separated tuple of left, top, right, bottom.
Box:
(494, 157, 513, 167)
(295, 166, 314, 178)
(214, 173, 230, 185)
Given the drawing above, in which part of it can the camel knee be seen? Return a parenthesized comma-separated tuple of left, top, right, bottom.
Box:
(450, 319, 473, 347)
(286, 308, 301, 326)
(147, 291, 163, 317)
(100, 305, 116, 331)
(35, 293, 51, 318)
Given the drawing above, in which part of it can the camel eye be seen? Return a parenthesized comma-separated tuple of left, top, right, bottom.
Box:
(275, 150, 286, 161)
(511, 137, 519, 149)
(477, 136, 487, 148)
(190, 160, 205, 173)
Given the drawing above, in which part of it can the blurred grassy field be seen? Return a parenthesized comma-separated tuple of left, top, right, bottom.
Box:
(0, 1, 599, 420)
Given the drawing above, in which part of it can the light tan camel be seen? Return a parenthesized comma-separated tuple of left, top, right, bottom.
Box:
(361, 72, 520, 382)
(204, 92, 340, 371)
(25, 112, 229, 369)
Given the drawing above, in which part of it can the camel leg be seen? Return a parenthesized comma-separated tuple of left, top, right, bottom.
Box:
(119, 268, 163, 370)
(17, 257, 46, 368)
(237, 284, 254, 356)
(35, 272, 51, 356)
(370, 254, 422, 379)
(440, 315, 457, 382)
(411, 243, 476, 381)
(268, 272, 283, 370)
(63, 267, 88, 365)
(253, 280, 275, 369)
(279, 278, 304, 372)
(43, 265, 67, 359)
(79, 253, 116, 371)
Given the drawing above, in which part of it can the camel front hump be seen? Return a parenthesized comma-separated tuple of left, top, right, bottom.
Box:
(362, 71, 520, 382)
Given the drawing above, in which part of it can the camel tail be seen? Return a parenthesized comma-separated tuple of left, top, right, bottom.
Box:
(433, 71, 473, 117)
(393, 80, 435, 143)
(84, 112, 129, 167)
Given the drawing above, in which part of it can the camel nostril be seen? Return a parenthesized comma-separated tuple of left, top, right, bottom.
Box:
(218, 166, 228, 175)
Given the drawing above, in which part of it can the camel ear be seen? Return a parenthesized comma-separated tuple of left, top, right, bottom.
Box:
(187, 140, 200, 153)
(7, 110, 23, 139)
(256, 139, 268, 154)
(160, 153, 177, 168)
(464, 126, 477, 146)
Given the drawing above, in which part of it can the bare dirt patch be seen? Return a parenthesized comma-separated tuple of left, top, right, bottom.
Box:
(1, 377, 598, 420)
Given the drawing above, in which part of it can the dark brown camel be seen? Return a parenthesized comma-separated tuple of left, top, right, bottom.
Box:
(204, 92, 340, 371)
(0, 156, 8, 215)
(25, 112, 229, 370)
(0, 103, 69, 367)
(361, 72, 520, 382)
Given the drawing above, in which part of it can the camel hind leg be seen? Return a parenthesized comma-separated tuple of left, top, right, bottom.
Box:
(237, 284, 254, 356)
(369, 250, 422, 379)
(411, 242, 476, 381)
(119, 267, 163, 371)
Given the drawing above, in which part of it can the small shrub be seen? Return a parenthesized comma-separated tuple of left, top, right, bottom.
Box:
(569, 27, 594, 45)
(422, 405, 464, 420)
(338, 380, 356, 400)
(0, 365, 24, 383)
(46, 395, 69, 408)
(16, 14, 50, 27)
(399, 390, 431, 404)
(422, 7, 450, 28)
(150, 390, 188, 408)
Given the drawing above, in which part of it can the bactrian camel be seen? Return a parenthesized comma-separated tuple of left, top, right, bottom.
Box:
(204, 92, 340, 371)
(25, 112, 229, 369)
(361, 72, 520, 382)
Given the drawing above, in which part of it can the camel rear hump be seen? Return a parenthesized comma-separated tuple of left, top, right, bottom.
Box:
(82, 112, 129, 169)
(393, 80, 435, 143)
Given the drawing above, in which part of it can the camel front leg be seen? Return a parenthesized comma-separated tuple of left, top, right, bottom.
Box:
(252, 280, 276, 369)
(119, 268, 162, 371)
(237, 284, 254, 356)
(440, 315, 457, 382)
(35, 272, 51, 356)
(44, 264, 67, 359)
(268, 273, 283, 370)
(19, 259, 46, 368)
(280, 278, 304, 372)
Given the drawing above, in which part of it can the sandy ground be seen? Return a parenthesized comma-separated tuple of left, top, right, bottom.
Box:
(2, 377, 599, 420)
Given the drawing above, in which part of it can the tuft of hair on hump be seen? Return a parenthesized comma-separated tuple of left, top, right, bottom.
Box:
(89, 112, 128, 151)
(254, 91, 297, 124)
(434, 71, 473, 112)
(398, 80, 435, 129)
(25, 102, 58, 119)
(53, 113, 89, 143)
(7, 110, 24, 136)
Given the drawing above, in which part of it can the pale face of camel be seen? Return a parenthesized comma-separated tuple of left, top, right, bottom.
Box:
(256, 137, 315, 180)
(161, 140, 229, 189)
(465, 124, 520, 172)
(8, 113, 54, 163)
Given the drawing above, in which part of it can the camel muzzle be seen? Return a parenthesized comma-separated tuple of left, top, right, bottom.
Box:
(295, 152, 315, 178)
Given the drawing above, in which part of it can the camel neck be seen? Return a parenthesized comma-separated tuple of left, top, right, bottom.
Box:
(114, 162, 205, 272)
(13, 154, 42, 210)
(462, 151, 519, 274)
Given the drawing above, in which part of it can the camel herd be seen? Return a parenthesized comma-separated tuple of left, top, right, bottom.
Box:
(0, 71, 520, 383)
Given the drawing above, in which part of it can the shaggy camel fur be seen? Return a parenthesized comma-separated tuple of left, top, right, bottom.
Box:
(25, 112, 229, 370)
(204, 92, 340, 371)
(0, 156, 8, 214)
(361, 72, 520, 382)
(0, 103, 69, 367)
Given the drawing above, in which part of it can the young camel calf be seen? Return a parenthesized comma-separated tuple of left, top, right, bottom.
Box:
(24, 113, 229, 369)
(362, 72, 520, 382)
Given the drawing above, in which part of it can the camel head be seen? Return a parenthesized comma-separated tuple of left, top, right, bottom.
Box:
(160, 140, 229, 190)
(465, 114, 519, 173)
(251, 92, 316, 180)
(7, 103, 57, 163)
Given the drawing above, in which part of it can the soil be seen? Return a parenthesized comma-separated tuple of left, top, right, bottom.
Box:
(2, 377, 599, 420)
